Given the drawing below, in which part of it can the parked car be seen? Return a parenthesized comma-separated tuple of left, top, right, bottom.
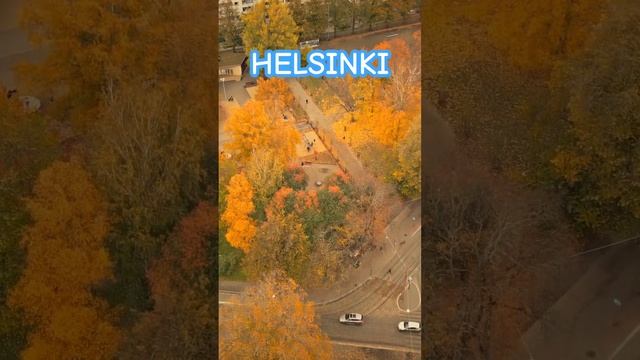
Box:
(339, 313, 363, 325)
(244, 80, 257, 88)
(398, 321, 421, 332)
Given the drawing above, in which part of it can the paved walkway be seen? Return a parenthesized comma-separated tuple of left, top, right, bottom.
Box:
(287, 79, 376, 187)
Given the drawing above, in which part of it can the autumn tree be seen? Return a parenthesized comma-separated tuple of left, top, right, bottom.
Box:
(242, 0, 299, 55)
(224, 100, 300, 165)
(19, 0, 217, 132)
(289, 0, 330, 40)
(90, 84, 206, 310)
(221, 173, 257, 253)
(244, 212, 310, 282)
(374, 37, 421, 112)
(121, 202, 217, 359)
(0, 90, 58, 357)
(552, 0, 640, 228)
(466, 0, 606, 73)
(92, 84, 205, 255)
(246, 148, 285, 219)
(220, 0, 243, 52)
(8, 160, 120, 359)
(393, 119, 422, 198)
(424, 161, 575, 359)
(219, 271, 332, 360)
(256, 176, 357, 286)
(255, 77, 295, 118)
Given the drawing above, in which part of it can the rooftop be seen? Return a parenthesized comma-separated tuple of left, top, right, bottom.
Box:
(219, 50, 247, 67)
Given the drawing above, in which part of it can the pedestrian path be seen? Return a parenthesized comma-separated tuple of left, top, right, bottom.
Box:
(287, 79, 375, 187)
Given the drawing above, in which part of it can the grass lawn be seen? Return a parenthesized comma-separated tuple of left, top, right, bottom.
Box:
(218, 235, 246, 281)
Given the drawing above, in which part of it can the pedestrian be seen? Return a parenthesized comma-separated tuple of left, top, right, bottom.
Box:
(305, 99, 309, 104)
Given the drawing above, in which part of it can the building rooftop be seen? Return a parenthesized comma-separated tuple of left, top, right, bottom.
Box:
(220, 50, 247, 68)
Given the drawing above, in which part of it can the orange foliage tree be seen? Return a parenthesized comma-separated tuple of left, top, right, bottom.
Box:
(374, 37, 421, 112)
(219, 271, 332, 360)
(221, 173, 256, 253)
(334, 101, 410, 148)
(19, 0, 217, 132)
(255, 77, 295, 117)
(8, 160, 120, 359)
(224, 100, 300, 165)
(122, 202, 217, 358)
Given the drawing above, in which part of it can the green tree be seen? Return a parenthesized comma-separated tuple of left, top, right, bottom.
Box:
(220, 0, 243, 52)
(8, 160, 120, 359)
(329, 0, 355, 33)
(291, 0, 330, 40)
(242, 0, 299, 55)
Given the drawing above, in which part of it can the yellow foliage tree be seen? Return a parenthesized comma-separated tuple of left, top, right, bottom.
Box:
(255, 77, 295, 118)
(219, 271, 332, 360)
(8, 160, 120, 359)
(221, 173, 256, 253)
(241, 0, 299, 55)
(334, 101, 410, 148)
(19, 0, 217, 132)
(224, 100, 300, 165)
(465, 0, 606, 72)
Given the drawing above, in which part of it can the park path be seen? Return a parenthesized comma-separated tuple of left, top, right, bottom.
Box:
(287, 78, 376, 188)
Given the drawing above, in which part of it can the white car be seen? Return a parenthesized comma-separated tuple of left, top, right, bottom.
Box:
(398, 321, 421, 332)
(339, 313, 363, 325)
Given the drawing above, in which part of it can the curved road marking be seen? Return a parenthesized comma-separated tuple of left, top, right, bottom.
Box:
(330, 339, 419, 353)
(608, 323, 640, 360)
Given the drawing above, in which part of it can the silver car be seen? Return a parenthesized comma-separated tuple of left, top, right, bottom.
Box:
(339, 313, 363, 325)
(398, 321, 421, 332)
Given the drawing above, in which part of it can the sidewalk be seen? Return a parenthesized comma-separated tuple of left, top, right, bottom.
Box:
(307, 200, 421, 305)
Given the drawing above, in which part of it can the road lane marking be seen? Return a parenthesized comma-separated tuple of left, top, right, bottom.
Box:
(330, 339, 419, 353)
(608, 322, 640, 360)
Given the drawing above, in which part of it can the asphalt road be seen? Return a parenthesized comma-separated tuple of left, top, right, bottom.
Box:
(220, 201, 422, 354)
(520, 243, 640, 360)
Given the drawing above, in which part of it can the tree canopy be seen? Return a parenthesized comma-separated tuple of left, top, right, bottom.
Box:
(219, 271, 332, 360)
(242, 0, 299, 55)
(8, 161, 120, 359)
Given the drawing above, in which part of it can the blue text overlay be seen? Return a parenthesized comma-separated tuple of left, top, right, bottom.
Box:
(249, 49, 392, 78)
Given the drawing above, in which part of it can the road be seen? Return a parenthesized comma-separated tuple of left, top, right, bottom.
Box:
(319, 23, 420, 51)
(218, 24, 424, 354)
(519, 242, 640, 359)
(220, 200, 422, 354)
